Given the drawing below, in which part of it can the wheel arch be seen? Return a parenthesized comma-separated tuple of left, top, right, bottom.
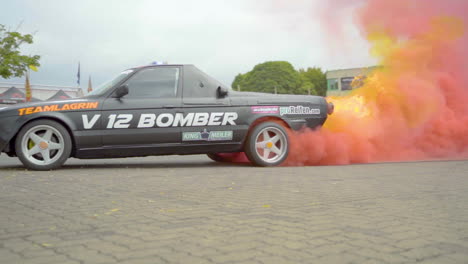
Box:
(9, 115, 77, 157)
(249, 116, 290, 130)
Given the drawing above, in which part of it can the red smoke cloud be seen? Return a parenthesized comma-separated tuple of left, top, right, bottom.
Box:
(286, 0, 468, 165)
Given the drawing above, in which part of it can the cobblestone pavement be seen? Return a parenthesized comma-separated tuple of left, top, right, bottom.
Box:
(0, 155, 467, 264)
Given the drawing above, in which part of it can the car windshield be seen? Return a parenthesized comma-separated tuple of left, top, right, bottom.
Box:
(86, 69, 134, 97)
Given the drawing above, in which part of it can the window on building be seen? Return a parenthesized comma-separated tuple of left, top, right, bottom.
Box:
(341, 77, 354, 91)
(351, 75, 366, 89)
(327, 78, 339, 90)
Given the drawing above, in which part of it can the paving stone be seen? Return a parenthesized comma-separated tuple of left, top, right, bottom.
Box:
(308, 243, 356, 256)
(255, 255, 298, 264)
(353, 248, 411, 263)
(446, 253, 468, 263)
(317, 253, 368, 264)
(85, 241, 129, 254)
(118, 256, 168, 264)
(417, 255, 462, 264)
(21, 248, 56, 258)
(400, 246, 447, 261)
(113, 247, 172, 260)
(0, 157, 467, 264)
(2, 238, 38, 252)
(217, 241, 264, 253)
(22, 255, 74, 264)
(60, 247, 116, 263)
(158, 251, 213, 264)
(0, 248, 23, 262)
(209, 250, 265, 263)
(394, 238, 433, 250)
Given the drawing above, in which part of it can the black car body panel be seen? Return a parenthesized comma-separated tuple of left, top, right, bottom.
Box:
(0, 64, 330, 159)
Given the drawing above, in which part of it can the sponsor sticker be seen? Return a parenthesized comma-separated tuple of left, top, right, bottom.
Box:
(81, 112, 239, 130)
(2, 100, 23, 104)
(182, 129, 233, 141)
(279, 105, 320, 116)
(136, 112, 238, 128)
(18, 102, 99, 116)
(251, 106, 279, 114)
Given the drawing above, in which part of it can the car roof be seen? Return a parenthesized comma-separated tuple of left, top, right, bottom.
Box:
(132, 64, 191, 69)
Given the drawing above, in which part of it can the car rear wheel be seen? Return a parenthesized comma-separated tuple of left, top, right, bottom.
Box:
(15, 120, 72, 171)
(245, 122, 289, 167)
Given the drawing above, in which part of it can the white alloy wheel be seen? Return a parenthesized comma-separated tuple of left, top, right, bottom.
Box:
(254, 127, 287, 163)
(21, 125, 65, 166)
(15, 120, 72, 170)
(245, 122, 289, 166)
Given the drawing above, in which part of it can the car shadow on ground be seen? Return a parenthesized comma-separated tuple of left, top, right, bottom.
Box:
(0, 161, 252, 171)
(1, 157, 465, 172)
(62, 161, 252, 170)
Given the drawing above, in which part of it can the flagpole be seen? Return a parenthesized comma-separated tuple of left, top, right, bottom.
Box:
(25, 68, 32, 102)
(88, 75, 93, 94)
(77, 62, 81, 88)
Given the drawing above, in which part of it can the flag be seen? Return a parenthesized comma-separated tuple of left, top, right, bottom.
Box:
(88, 76, 93, 93)
(77, 62, 81, 86)
(28, 65, 38, 72)
(25, 72, 32, 102)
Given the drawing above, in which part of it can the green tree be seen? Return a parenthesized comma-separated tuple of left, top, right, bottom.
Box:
(301, 80, 317, 95)
(232, 73, 246, 91)
(0, 24, 40, 79)
(232, 61, 301, 94)
(232, 62, 327, 96)
(298, 67, 327, 96)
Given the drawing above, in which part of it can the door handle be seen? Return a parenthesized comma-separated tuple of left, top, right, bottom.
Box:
(163, 105, 176, 108)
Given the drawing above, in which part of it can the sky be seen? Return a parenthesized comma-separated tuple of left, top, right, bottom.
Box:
(0, 0, 375, 90)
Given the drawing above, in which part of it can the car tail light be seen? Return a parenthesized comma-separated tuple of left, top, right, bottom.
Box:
(327, 102, 334, 115)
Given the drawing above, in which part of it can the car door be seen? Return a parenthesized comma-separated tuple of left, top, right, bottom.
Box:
(180, 66, 244, 151)
(101, 66, 182, 148)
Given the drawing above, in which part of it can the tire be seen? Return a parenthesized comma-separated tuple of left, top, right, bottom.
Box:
(244, 122, 289, 167)
(15, 119, 72, 171)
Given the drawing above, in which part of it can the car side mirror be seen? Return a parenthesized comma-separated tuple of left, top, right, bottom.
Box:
(114, 84, 129, 98)
(217, 86, 229, 98)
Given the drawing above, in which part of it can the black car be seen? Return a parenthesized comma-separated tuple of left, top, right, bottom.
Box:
(0, 64, 333, 170)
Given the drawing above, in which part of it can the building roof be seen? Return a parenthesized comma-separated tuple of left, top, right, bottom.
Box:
(326, 66, 381, 79)
(47, 90, 72, 101)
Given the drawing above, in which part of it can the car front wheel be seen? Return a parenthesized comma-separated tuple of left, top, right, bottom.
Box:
(15, 120, 72, 171)
(245, 122, 289, 167)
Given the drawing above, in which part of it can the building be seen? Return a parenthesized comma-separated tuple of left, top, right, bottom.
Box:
(0, 82, 84, 107)
(326, 66, 379, 96)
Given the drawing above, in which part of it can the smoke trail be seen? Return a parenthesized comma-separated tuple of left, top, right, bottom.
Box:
(286, 0, 468, 165)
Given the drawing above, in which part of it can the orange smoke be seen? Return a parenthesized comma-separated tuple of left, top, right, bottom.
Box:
(286, 0, 468, 165)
